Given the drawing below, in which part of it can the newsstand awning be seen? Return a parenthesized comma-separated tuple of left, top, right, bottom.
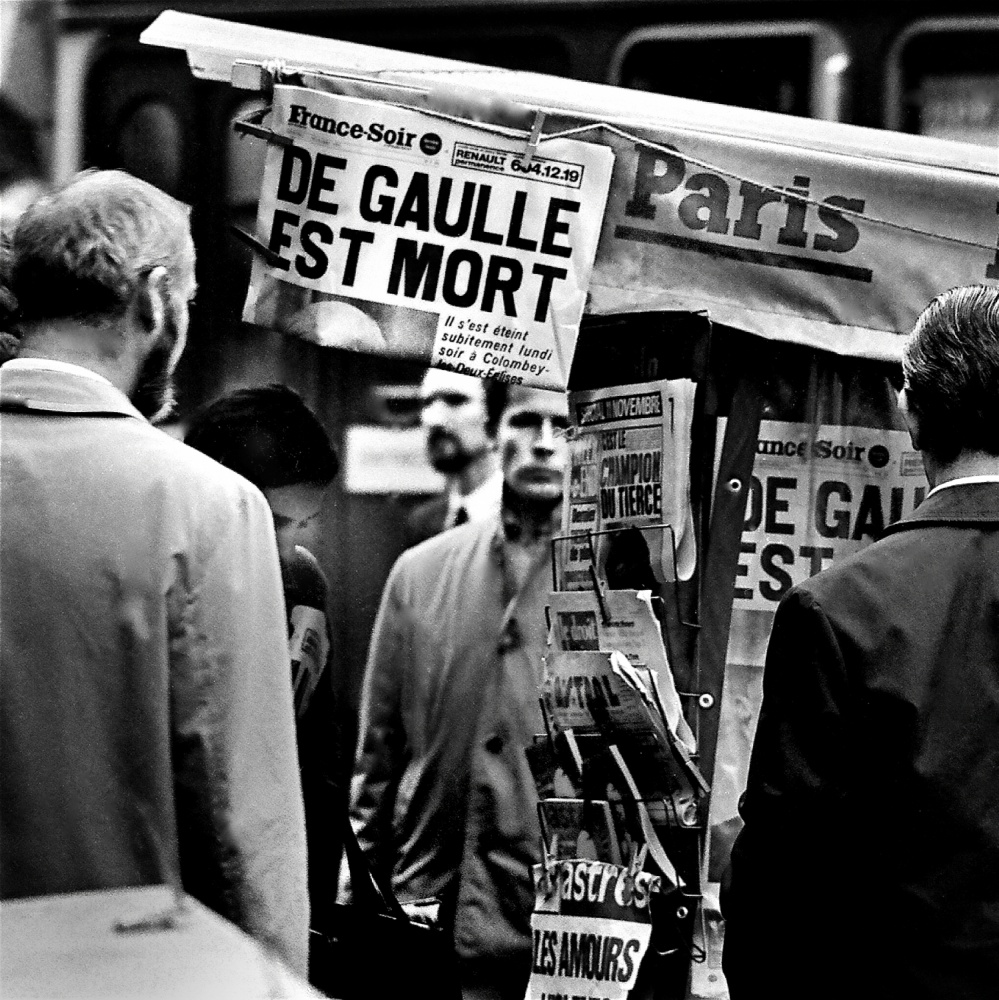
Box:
(144, 10, 999, 363)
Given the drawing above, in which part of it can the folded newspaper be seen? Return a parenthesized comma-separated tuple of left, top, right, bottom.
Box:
(547, 587, 693, 750)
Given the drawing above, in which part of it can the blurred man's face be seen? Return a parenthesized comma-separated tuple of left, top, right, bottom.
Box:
(131, 232, 196, 423)
(498, 385, 569, 505)
(418, 368, 491, 474)
(264, 483, 325, 572)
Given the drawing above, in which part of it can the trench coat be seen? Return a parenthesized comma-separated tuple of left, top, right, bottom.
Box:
(0, 363, 309, 974)
(723, 481, 999, 999)
(344, 515, 550, 999)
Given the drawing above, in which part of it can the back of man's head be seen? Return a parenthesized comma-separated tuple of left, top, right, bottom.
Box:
(184, 383, 339, 491)
(903, 284, 999, 465)
(9, 169, 192, 328)
(902, 285, 999, 464)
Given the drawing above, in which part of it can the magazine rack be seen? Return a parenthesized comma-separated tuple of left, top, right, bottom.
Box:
(535, 522, 708, 998)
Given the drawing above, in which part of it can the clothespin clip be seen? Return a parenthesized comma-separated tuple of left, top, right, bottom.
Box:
(520, 109, 547, 169)
(585, 531, 611, 626)
(563, 728, 585, 787)
(539, 696, 554, 748)
(231, 104, 292, 147)
(628, 842, 649, 879)
(538, 828, 559, 898)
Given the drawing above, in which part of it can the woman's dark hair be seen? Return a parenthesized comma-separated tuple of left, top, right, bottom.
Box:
(184, 383, 339, 490)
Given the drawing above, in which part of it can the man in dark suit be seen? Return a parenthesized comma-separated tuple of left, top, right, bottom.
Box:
(404, 367, 502, 548)
(723, 284, 999, 1000)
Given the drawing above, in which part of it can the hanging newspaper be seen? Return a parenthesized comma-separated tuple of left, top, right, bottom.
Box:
(560, 379, 697, 590)
(542, 650, 664, 738)
(243, 85, 615, 391)
(526, 858, 661, 1000)
(547, 588, 691, 749)
(721, 418, 928, 613)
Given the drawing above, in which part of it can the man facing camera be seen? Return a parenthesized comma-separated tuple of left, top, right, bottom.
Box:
(404, 367, 502, 547)
(0, 171, 308, 974)
(344, 381, 569, 1000)
(723, 284, 999, 999)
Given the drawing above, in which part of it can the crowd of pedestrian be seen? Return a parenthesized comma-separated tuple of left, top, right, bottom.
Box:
(1, 168, 998, 1000)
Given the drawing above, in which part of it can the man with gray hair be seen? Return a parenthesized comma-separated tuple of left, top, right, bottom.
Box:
(723, 284, 999, 998)
(0, 171, 309, 974)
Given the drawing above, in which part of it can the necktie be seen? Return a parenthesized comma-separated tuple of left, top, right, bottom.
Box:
(453, 505, 469, 527)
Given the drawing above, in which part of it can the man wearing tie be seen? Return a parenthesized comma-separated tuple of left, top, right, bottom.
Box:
(404, 367, 502, 546)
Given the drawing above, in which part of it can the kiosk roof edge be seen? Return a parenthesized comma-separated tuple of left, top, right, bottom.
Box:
(142, 9, 998, 177)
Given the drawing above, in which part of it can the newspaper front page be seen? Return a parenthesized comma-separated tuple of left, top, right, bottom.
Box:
(560, 379, 697, 590)
(244, 85, 615, 390)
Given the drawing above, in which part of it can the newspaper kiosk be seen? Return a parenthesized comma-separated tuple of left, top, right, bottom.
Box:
(145, 12, 999, 998)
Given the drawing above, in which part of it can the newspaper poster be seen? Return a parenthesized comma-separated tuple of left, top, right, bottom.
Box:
(547, 589, 689, 746)
(560, 379, 697, 590)
(243, 85, 615, 390)
(526, 859, 661, 1000)
(707, 418, 928, 881)
(722, 419, 928, 615)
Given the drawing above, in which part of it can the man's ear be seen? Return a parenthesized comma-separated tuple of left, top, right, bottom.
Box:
(897, 388, 923, 451)
(133, 267, 169, 339)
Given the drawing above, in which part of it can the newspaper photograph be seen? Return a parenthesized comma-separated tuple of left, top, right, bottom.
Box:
(560, 379, 697, 590)
(539, 798, 623, 866)
(243, 85, 615, 390)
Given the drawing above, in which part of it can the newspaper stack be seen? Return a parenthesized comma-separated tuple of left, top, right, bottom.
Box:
(534, 642, 708, 890)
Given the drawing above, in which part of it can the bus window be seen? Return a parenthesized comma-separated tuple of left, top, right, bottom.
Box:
(412, 36, 571, 76)
(115, 100, 183, 195)
(886, 17, 999, 146)
(84, 48, 194, 198)
(609, 22, 849, 121)
(227, 98, 268, 211)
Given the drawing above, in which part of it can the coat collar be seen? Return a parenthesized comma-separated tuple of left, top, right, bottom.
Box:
(0, 362, 145, 420)
(882, 480, 999, 537)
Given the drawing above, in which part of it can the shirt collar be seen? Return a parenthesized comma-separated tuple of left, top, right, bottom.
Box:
(448, 467, 502, 524)
(5, 357, 115, 388)
(928, 475, 999, 497)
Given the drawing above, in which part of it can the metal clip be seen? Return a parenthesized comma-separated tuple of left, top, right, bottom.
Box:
(230, 224, 286, 268)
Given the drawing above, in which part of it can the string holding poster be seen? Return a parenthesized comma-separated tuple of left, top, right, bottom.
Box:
(243, 85, 615, 391)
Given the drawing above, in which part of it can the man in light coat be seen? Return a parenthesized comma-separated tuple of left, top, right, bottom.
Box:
(723, 283, 999, 999)
(343, 380, 569, 1000)
(0, 170, 308, 974)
